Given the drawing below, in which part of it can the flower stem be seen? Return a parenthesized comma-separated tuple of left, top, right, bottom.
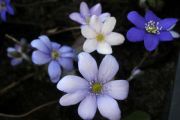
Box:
(0, 100, 57, 118)
(5, 34, 21, 45)
(47, 26, 80, 35)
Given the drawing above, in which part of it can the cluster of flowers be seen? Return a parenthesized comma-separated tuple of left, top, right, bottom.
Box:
(5, 1, 179, 120)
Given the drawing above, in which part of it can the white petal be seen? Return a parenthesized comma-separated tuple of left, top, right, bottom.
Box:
(60, 90, 87, 106)
(102, 17, 116, 34)
(78, 95, 97, 120)
(97, 42, 112, 54)
(81, 25, 97, 39)
(106, 32, 125, 45)
(170, 31, 180, 38)
(78, 52, 98, 81)
(89, 15, 103, 33)
(98, 55, 119, 83)
(57, 75, 89, 93)
(97, 95, 121, 120)
(104, 80, 129, 100)
(99, 13, 111, 22)
(83, 39, 98, 53)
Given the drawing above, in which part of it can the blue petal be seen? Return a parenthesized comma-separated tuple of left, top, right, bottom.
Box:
(127, 11, 146, 29)
(59, 46, 73, 53)
(58, 58, 73, 71)
(31, 39, 50, 53)
(32, 50, 51, 65)
(48, 61, 61, 83)
(144, 34, 159, 51)
(69, 12, 86, 25)
(159, 31, 173, 41)
(159, 18, 178, 30)
(11, 58, 22, 66)
(145, 10, 160, 22)
(80, 2, 90, 18)
(7, 5, 14, 15)
(39, 35, 52, 50)
(127, 27, 145, 42)
(1, 11, 7, 21)
(52, 42, 61, 50)
(90, 3, 102, 16)
(61, 52, 75, 58)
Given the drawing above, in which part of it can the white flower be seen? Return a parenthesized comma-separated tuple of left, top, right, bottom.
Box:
(57, 52, 129, 120)
(81, 15, 125, 54)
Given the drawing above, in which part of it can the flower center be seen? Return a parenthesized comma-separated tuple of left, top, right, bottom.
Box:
(145, 20, 162, 34)
(0, 1, 6, 10)
(51, 50, 59, 59)
(96, 34, 105, 42)
(92, 83, 102, 94)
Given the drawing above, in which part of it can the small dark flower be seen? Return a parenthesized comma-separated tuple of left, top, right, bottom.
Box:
(127, 10, 178, 51)
(0, 0, 14, 21)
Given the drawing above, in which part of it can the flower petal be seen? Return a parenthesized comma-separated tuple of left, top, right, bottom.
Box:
(127, 11, 146, 29)
(78, 95, 97, 120)
(144, 34, 159, 51)
(59, 46, 73, 53)
(159, 31, 173, 41)
(83, 39, 98, 53)
(78, 52, 98, 81)
(126, 27, 145, 42)
(99, 13, 111, 22)
(145, 10, 160, 22)
(159, 18, 178, 30)
(81, 25, 96, 39)
(7, 5, 14, 15)
(97, 95, 121, 120)
(32, 50, 51, 65)
(89, 15, 102, 33)
(11, 58, 22, 66)
(97, 42, 112, 54)
(80, 2, 90, 18)
(1, 10, 7, 21)
(52, 42, 61, 50)
(105, 32, 125, 45)
(98, 55, 119, 83)
(48, 61, 61, 83)
(170, 31, 180, 38)
(31, 40, 49, 53)
(102, 17, 116, 34)
(61, 52, 75, 58)
(90, 3, 102, 16)
(58, 57, 74, 71)
(39, 35, 52, 50)
(60, 90, 87, 106)
(57, 75, 89, 93)
(104, 80, 129, 100)
(69, 12, 86, 24)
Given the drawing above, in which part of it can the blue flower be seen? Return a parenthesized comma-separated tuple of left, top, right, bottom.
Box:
(31, 35, 75, 83)
(127, 10, 178, 51)
(57, 52, 129, 120)
(7, 39, 29, 66)
(0, 0, 14, 21)
(69, 1, 110, 25)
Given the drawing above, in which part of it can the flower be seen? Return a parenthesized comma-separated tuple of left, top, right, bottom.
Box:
(7, 39, 30, 66)
(31, 35, 75, 83)
(69, 1, 110, 25)
(57, 52, 129, 120)
(0, 0, 14, 21)
(81, 15, 125, 54)
(127, 10, 178, 51)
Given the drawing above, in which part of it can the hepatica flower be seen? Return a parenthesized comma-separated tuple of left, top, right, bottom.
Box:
(7, 39, 29, 66)
(81, 15, 125, 54)
(69, 1, 110, 25)
(127, 10, 178, 51)
(0, 0, 14, 21)
(57, 52, 129, 120)
(31, 35, 75, 83)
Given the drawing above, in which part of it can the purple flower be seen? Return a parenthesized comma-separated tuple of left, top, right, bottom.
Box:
(69, 1, 110, 25)
(127, 10, 178, 51)
(0, 0, 14, 21)
(31, 35, 75, 83)
(7, 39, 29, 66)
(57, 52, 129, 120)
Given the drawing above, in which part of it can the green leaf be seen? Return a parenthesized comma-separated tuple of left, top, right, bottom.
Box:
(123, 111, 151, 120)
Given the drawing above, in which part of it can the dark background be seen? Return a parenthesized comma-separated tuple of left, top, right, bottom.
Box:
(0, 0, 180, 120)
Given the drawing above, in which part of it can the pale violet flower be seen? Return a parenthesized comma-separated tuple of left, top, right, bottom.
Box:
(69, 1, 110, 25)
(57, 52, 129, 120)
(81, 16, 125, 54)
(31, 35, 75, 83)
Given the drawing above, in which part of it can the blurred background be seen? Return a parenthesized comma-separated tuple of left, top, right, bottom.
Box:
(0, 0, 180, 120)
